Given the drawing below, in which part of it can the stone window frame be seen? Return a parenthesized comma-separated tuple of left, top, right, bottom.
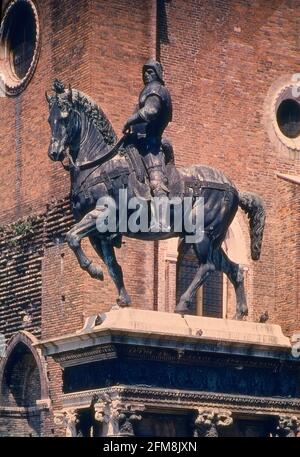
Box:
(0, 0, 41, 96)
(263, 74, 300, 160)
(0, 330, 50, 406)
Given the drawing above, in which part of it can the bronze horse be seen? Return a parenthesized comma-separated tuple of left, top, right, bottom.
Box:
(46, 82, 265, 319)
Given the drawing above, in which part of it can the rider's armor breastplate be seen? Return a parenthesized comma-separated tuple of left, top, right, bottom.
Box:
(137, 81, 172, 139)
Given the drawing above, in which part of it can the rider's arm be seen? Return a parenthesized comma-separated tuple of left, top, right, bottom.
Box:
(123, 95, 161, 133)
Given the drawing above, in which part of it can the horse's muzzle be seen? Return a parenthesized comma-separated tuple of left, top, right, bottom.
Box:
(48, 140, 65, 162)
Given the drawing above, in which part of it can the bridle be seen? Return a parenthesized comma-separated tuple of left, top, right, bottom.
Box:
(60, 134, 127, 172)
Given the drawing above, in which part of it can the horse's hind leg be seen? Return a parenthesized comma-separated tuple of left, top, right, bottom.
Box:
(66, 209, 104, 280)
(90, 236, 131, 307)
(212, 248, 248, 319)
(175, 236, 215, 313)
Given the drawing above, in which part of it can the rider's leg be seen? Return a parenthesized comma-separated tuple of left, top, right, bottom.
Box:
(161, 137, 175, 165)
(148, 165, 171, 232)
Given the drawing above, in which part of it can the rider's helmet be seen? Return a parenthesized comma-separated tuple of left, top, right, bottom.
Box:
(143, 58, 164, 85)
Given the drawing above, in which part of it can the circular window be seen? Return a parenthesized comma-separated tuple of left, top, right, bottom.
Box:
(0, 0, 40, 96)
(263, 75, 300, 159)
(276, 99, 300, 139)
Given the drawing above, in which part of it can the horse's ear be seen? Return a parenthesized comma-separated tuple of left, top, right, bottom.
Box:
(68, 84, 73, 103)
(45, 91, 51, 104)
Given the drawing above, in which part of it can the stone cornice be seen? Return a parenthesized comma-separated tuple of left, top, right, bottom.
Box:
(36, 308, 294, 363)
(61, 385, 300, 417)
(0, 400, 51, 416)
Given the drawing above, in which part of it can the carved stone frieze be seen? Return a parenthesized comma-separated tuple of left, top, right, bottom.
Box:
(275, 415, 300, 437)
(54, 409, 79, 437)
(92, 393, 144, 436)
(53, 344, 117, 367)
(62, 385, 300, 427)
(194, 408, 233, 437)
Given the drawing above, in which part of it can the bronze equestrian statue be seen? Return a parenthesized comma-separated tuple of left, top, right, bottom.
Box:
(46, 63, 266, 319)
(123, 59, 173, 230)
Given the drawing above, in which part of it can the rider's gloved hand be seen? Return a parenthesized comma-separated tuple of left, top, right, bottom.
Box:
(122, 119, 133, 135)
(122, 112, 143, 134)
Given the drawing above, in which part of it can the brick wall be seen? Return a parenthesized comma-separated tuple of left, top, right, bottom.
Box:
(0, 0, 300, 436)
(158, 0, 300, 334)
(0, 0, 156, 435)
(0, 0, 157, 338)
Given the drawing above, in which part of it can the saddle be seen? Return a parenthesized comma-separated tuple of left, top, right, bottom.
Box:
(123, 140, 184, 201)
(74, 143, 234, 207)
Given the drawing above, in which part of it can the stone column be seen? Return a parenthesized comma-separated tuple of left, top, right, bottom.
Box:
(275, 415, 300, 437)
(194, 408, 233, 437)
(117, 406, 143, 437)
(54, 409, 79, 437)
(93, 394, 144, 437)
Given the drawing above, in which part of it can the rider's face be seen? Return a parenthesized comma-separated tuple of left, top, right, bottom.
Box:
(143, 67, 157, 84)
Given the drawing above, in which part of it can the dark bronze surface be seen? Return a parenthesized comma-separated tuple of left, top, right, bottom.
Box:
(46, 65, 266, 319)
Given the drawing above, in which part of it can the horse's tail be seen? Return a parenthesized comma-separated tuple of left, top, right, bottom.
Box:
(238, 191, 266, 261)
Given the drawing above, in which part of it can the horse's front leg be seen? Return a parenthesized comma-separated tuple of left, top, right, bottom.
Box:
(90, 235, 131, 307)
(66, 209, 104, 280)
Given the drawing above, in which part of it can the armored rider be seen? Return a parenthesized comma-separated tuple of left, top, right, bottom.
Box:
(122, 58, 173, 206)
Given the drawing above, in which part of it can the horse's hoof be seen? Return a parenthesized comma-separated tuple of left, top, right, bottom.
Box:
(240, 306, 248, 317)
(234, 308, 248, 320)
(116, 297, 131, 308)
(116, 290, 131, 307)
(175, 302, 190, 314)
(88, 264, 104, 281)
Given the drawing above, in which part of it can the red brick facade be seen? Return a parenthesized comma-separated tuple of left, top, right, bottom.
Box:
(0, 0, 299, 436)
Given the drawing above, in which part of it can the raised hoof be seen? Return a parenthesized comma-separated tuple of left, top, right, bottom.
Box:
(88, 264, 104, 281)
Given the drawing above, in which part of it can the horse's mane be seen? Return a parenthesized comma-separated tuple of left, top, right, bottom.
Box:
(70, 89, 117, 146)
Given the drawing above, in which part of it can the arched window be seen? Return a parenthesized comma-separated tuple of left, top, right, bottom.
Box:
(1, 342, 41, 407)
(162, 214, 250, 318)
(0, 332, 50, 437)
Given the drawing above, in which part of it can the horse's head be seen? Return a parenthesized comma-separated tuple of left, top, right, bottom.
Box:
(46, 79, 75, 162)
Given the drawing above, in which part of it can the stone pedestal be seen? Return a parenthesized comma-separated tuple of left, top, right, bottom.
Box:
(36, 308, 300, 437)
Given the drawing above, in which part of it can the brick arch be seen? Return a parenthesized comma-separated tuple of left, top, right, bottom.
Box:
(223, 211, 250, 266)
(0, 331, 49, 406)
(222, 212, 253, 319)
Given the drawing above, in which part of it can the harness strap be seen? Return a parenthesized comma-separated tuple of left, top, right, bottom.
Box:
(73, 168, 130, 199)
(184, 180, 238, 197)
